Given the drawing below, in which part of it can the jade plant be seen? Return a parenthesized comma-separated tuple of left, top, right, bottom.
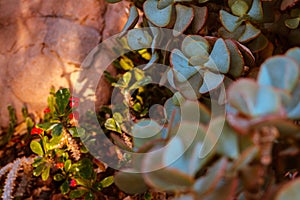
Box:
(100, 0, 300, 199)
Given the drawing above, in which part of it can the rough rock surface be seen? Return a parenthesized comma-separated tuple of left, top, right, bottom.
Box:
(0, 0, 129, 127)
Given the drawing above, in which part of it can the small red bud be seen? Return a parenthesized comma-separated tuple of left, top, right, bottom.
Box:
(69, 179, 77, 187)
(31, 127, 43, 135)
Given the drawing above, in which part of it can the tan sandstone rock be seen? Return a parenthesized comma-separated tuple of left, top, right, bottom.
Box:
(0, 0, 128, 127)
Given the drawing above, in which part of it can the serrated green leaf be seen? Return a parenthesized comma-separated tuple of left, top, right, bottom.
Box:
(54, 173, 65, 181)
(55, 88, 71, 114)
(32, 157, 44, 167)
(70, 189, 87, 199)
(173, 5, 194, 37)
(64, 160, 72, 172)
(104, 118, 122, 133)
(68, 127, 85, 138)
(33, 163, 46, 176)
(52, 123, 63, 136)
(60, 180, 70, 195)
(42, 165, 50, 181)
(30, 141, 44, 156)
(100, 176, 114, 188)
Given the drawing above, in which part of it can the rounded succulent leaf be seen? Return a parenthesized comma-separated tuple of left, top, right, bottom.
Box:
(204, 38, 230, 74)
(220, 10, 243, 32)
(257, 56, 299, 92)
(228, 79, 282, 117)
(231, 0, 249, 17)
(127, 29, 153, 50)
(182, 35, 210, 59)
(238, 22, 261, 43)
(144, 0, 173, 27)
(173, 5, 194, 37)
(275, 178, 300, 200)
(170, 49, 199, 82)
(285, 18, 300, 29)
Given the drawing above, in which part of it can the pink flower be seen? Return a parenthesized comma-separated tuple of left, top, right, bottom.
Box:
(31, 127, 43, 135)
(69, 97, 80, 108)
(69, 179, 77, 187)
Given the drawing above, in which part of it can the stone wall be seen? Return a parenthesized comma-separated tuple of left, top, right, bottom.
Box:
(0, 0, 128, 127)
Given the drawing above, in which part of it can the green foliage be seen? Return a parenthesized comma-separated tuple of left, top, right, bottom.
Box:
(28, 88, 114, 199)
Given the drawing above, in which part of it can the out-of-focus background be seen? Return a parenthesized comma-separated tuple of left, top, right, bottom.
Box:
(0, 0, 129, 127)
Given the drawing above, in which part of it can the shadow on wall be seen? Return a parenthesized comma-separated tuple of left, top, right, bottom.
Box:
(0, 0, 128, 127)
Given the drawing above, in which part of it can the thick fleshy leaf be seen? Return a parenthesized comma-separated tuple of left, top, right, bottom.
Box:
(115, 170, 148, 194)
(158, 0, 173, 9)
(247, 0, 263, 21)
(275, 177, 300, 200)
(285, 47, 300, 65)
(144, 0, 173, 27)
(175, 72, 203, 100)
(105, 0, 121, 3)
(173, 5, 194, 37)
(204, 38, 230, 73)
(246, 33, 268, 52)
(231, 0, 249, 17)
(238, 22, 261, 43)
(285, 82, 300, 119)
(120, 5, 139, 36)
(219, 10, 243, 32)
(180, 100, 210, 124)
(127, 29, 152, 50)
(182, 35, 210, 58)
(163, 136, 188, 173)
(171, 49, 198, 82)
(132, 120, 163, 149)
(257, 56, 299, 92)
(212, 118, 239, 159)
(194, 158, 228, 195)
(199, 71, 225, 94)
(164, 98, 181, 126)
(218, 25, 246, 41)
(285, 18, 300, 29)
(143, 168, 194, 191)
(228, 79, 281, 117)
(225, 39, 244, 78)
(191, 6, 208, 34)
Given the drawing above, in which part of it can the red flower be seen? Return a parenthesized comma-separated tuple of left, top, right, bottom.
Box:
(69, 101, 79, 108)
(69, 111, 79, 120)
(69, 97, 80, 108)
(69, 179, 77, 187)
(56, 163, 64, 169)
(44, 107, 51, 114)
(31, 127, 43, 135)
